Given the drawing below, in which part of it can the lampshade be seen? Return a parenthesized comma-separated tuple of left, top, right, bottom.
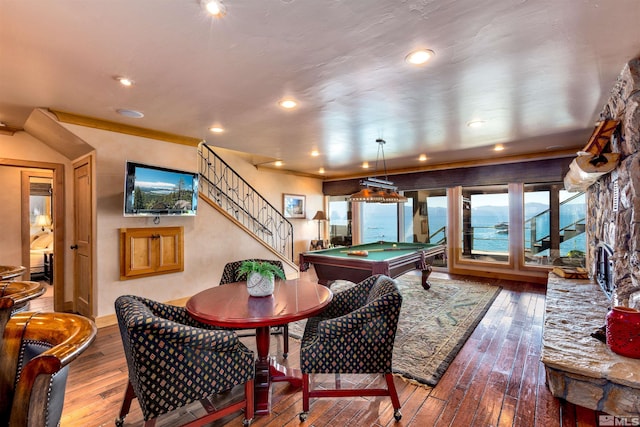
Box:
(348, 138, 407, 204)
(312, 210, 326, 221)
(34, 214, 52, 231)
(382, 190, 408, 203)
(312, 210, 326, 241)
(350, 188, 384, 202)
(35, 214, 51, 227)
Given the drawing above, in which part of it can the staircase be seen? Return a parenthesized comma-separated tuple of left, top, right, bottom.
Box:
(198, 144, 295, 263)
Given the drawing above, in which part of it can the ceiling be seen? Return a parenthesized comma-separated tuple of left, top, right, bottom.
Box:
(2, 1, 639, 179)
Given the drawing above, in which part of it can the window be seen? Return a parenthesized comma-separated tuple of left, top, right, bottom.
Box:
(524, 184, 585, 267)
(361, 202, 399, 243)
(328, 196, 352, 246)
(404, 190, 448, 267)
(460, 186, 510, 263)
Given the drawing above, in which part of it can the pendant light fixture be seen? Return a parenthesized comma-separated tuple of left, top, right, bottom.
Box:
(349, 139, 408, 203)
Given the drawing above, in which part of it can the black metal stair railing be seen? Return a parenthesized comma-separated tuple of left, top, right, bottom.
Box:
(198, 144, 294, 261)
(527, 192, 585, 255)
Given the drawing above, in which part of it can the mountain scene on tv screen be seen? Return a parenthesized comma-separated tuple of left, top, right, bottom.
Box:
(133, 169, 195, 214)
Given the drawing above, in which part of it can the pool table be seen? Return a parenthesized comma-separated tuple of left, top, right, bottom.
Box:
(299, 241, 445, 290)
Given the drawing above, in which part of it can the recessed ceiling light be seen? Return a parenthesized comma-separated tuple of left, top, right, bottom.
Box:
(115, 76, 134, 87)
(278, 99, 297, 109)
(494, 144, 505, 151)
(467, 120, 485, 128)
(116, 108, 144, 118)
(311, 150, 319, 157)
(318, 167, 325, 174)
(405, 49, 435, 65)
(274, 160, 283, 167)
(418, 154, 427, 161)
(362, 162, 369, 169)
(209, 126, 224, 133)
(201, 0, 226, 17)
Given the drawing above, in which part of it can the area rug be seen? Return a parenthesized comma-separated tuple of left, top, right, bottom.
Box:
(288, 274, 501, 387)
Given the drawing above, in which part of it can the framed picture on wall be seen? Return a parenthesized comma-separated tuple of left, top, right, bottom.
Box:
(283, 194, 306, 218)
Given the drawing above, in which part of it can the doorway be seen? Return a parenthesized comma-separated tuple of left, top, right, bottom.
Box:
(27, 172, 54, 287)
(14, 160, 66, 312)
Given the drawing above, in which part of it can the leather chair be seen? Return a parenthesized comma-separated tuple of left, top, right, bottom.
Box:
(0, 311, 97, 427)
(220, 259, 290, 358)
(299, 274, 403, 422)
(0, 265, 26, 281)
(115, 295, 255, 427)
(0, 281, 46, 341)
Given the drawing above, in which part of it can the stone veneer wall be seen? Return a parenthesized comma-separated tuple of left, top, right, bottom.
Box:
(588, 57, 640, 308)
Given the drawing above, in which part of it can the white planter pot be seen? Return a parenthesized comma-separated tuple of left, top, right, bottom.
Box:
(246, 272, 275, 297)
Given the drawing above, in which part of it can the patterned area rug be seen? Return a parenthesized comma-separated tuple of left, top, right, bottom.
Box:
(289, 274, 501, 387)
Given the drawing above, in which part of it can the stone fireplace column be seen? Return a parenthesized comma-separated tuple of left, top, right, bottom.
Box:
(588, 57, 640, 307)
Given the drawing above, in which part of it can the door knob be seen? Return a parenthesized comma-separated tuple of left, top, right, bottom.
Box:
(70, 244, 78, 250)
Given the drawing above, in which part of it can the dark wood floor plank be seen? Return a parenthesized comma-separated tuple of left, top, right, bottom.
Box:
(513, 352, 540, 426)
(471, 370, 510, 427)
(433, 386, 466, 427)
(428, 335, 480, 400)
(381, 385, 430, 426)
(497, 394, 517, 427)
(410, 395, 446, 426)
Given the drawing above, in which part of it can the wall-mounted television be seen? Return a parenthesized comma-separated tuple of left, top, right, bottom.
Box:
(124, 161, 199, 216)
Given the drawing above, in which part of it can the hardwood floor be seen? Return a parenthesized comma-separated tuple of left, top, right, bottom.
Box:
(58, 270, 604, 426)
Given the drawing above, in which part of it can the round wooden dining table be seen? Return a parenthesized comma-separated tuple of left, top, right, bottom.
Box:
(186, 278, 333, 415)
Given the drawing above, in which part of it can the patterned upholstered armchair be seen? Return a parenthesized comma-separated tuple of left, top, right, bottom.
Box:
(299, 274, 403, 422)
(115, 295, 255, 427)
(220, 259, 290, 358)
(0, 312, 97, 427)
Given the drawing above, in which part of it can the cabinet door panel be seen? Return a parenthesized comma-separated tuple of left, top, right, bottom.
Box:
(157, 232, 183, 272)
(130, 235, 154, 274)
(120, 227, 184, 279)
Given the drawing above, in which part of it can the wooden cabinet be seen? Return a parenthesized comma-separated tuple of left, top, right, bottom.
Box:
(120, 227, 184, 280)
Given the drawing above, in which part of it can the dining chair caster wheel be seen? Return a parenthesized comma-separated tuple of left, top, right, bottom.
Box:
(299, 411, 309, 421)
(115, 417, 124, 427)
(393, 409, 402, 421)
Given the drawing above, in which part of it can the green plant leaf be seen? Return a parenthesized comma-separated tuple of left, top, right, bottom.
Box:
(237, 261, 285, 280)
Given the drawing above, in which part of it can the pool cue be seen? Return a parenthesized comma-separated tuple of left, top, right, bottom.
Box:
(339, 246, 425, 253)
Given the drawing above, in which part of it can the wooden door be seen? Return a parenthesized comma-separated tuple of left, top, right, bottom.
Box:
(73, 157, 93, 317)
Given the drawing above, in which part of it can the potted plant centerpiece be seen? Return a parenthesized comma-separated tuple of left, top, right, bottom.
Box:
(237, 260, 286, 297)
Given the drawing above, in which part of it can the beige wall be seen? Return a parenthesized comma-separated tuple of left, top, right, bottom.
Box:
(1, 119, 323, 321)
(59, 122, 323, 320)
(0, 131, 74, 300)
(0, 166, 24, 265)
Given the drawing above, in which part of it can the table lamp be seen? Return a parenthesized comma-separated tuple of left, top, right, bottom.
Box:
(35, 214, 52, 231)
(312, 210, 326, 241)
